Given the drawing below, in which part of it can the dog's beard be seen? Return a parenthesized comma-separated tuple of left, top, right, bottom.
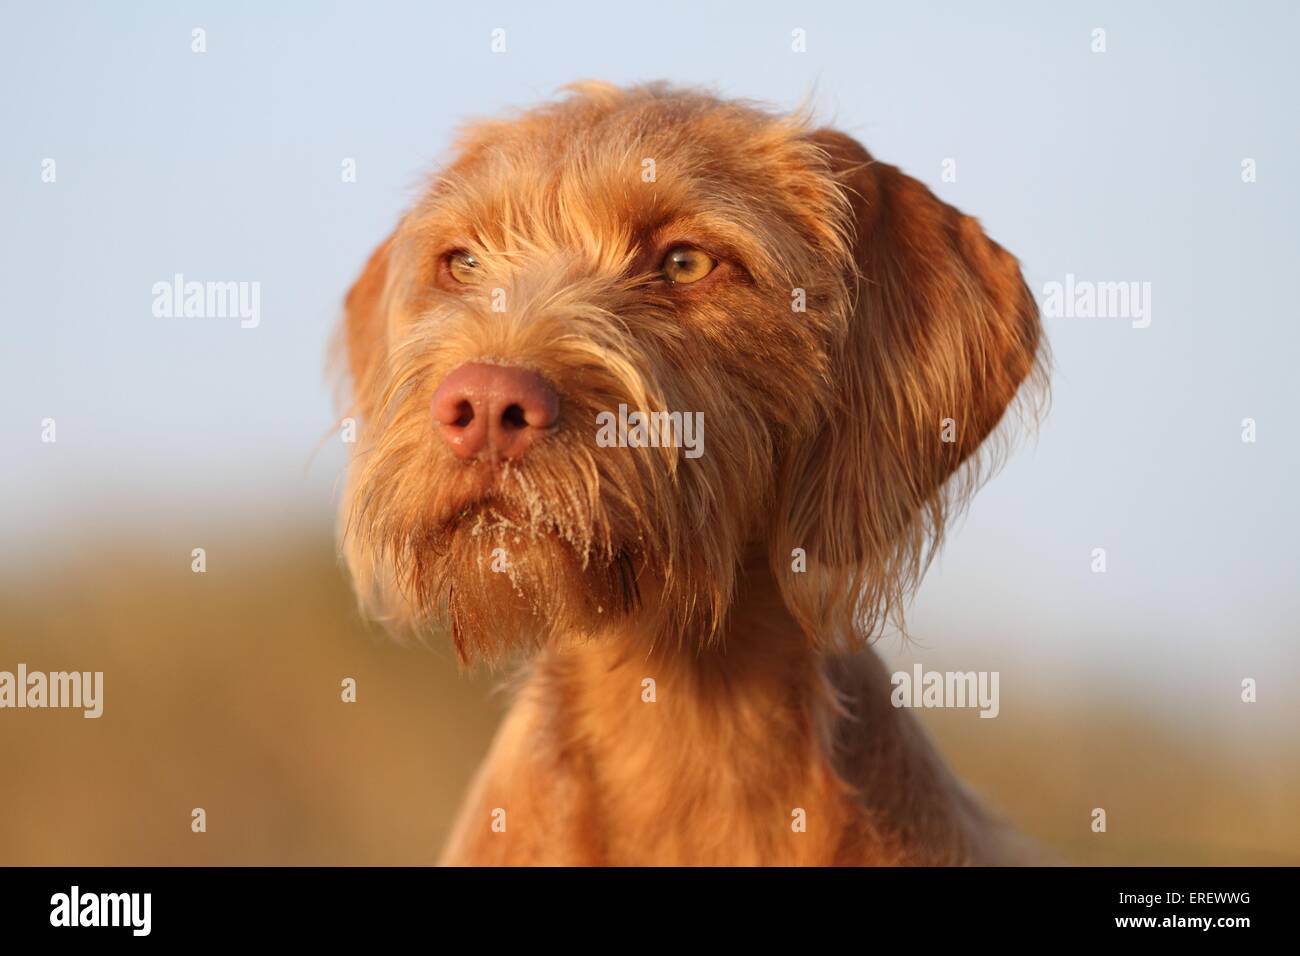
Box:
(345, 431, 665, 664)
(344, 396, 757, 662)
(432, 501, 644, 662)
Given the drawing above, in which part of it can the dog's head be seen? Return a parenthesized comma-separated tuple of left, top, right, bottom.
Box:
(337, 82, 1043, 663)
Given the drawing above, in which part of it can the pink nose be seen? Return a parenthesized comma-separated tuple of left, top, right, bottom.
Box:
(431, 362, 559, 462)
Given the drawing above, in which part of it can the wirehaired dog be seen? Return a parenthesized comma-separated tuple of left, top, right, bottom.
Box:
(336, 82, 1047, 865)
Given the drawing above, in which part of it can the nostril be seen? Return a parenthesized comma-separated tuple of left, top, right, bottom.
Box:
(501, 404, 528, 430)
(451, 400, 475, 429)
(431, 362, 559, 461)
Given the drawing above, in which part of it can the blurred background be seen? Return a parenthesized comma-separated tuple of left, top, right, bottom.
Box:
(1, 0, 1296, 865)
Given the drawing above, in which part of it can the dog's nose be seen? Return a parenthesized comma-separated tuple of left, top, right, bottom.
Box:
(431, 362, 559, 462)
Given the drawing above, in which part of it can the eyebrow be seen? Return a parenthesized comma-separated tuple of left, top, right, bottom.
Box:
(639, 215, 758, 273)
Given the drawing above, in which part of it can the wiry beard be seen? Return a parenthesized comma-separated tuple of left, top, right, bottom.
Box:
(409, 482, 646, 664)
(345, 440, 656, 664)
(439, 507, 644, 662)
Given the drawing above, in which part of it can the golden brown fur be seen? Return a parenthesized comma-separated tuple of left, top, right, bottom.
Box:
(334, 82, 1048, 865)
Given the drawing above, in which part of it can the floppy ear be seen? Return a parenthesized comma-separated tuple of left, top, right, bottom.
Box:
(774, 129, 1045, 646)
(337, 234, 397, 426)
(333, 232, 421, 625)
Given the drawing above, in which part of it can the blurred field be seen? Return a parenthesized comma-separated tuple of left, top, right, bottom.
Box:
(1, 526, 1296, 866)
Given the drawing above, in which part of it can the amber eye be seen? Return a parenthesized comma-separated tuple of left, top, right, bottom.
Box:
(446, 250, 482, 284)
(661, 246, 715, 284)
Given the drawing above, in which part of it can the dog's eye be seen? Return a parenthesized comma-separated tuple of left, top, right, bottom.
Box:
(446, 251, 483, 285)
(661, 246, 715, 284)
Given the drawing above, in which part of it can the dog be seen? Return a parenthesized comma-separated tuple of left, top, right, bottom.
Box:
(335, 82, 1047, 865)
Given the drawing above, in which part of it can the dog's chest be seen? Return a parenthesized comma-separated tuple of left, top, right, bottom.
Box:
(555, 648, 858, 865)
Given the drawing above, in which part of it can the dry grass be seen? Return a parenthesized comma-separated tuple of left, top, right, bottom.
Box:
(1, 526, 1295, 865)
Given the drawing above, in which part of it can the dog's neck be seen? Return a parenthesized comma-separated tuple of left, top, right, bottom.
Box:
(497, 553, 1009, 865)
(534, 554, 868, 864)
(558, 551, 823, 700)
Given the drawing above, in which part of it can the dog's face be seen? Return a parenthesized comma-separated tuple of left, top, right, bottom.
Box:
(339, 83, 1042, 663)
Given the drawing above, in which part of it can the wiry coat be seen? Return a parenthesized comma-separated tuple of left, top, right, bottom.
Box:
(336, 83, 1047, 865)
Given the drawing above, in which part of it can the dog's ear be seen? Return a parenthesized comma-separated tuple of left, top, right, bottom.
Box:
(337, 234, 397, 426)
(334, 230, 423, 627)
(773, 129, 1044, 645)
